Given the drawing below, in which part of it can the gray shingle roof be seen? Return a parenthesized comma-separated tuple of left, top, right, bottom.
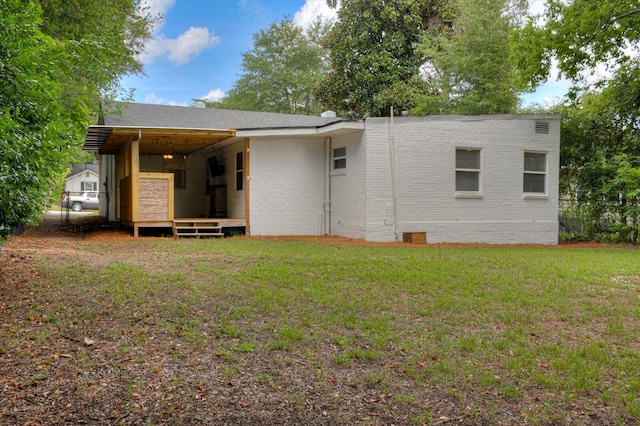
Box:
(102, 102, 343, 130)
(66, 163, 98, 179)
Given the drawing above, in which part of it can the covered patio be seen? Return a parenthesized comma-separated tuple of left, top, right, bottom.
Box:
(85, 125, 245, 237)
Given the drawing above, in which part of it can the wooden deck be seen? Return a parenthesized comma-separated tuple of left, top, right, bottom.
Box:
(172, 218, 246, 239)
(123, 218, 246, 238)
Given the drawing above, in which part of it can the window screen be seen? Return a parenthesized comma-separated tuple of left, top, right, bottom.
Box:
(523, 152, 547, 193)
(455, 148, 481, 192)
(333, 147, 346, 170)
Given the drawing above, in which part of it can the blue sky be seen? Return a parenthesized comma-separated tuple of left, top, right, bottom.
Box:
(122, 0, 569, 109)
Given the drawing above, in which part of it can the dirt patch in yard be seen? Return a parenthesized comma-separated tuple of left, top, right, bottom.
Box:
(19, 213, 618, 248)
(0, 215, 636, 425)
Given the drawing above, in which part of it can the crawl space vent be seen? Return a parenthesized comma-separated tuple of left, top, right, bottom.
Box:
(403, 232, 426, 244)
(535, 121, 550, 134)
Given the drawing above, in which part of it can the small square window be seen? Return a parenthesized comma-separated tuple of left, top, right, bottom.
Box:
(455, 148, 481, 192)
(333, 147, 346, 170)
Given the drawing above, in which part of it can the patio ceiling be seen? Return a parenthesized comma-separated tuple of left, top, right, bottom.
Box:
(85, 126, 236, 155)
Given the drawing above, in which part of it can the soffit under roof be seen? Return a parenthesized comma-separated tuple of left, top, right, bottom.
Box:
(85, 126, 236, 155)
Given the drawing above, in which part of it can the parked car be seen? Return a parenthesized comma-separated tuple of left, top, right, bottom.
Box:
(61, 191, 99, 212)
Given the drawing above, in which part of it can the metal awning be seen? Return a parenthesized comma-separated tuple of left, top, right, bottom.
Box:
(84, 126, 236, 155)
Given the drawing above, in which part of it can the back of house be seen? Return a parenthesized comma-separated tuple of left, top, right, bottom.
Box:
(84, 103, 559, 244)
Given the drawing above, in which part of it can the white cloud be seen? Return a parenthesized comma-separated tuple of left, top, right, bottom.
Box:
(200, 89, 225, 102)
(168, 27, 220, 65)
(293, 0, 338, 27)
(144, 92, 189, 107)
(528, 0, 546, 18)
(139, 0, 175, 34)
(138, 1, 219, 65)
(139, 38, 169, 64)
(141, 26, 220, 65)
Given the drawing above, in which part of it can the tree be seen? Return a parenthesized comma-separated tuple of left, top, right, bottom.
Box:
(556, 60, 640, 242)
(0, 0, 72, 236)
(507, 0, 640, 242)
(212, 18, 331, 115)
(415, 0, 524, 114)
(38, 0, 155, 118)
(512, 0, 640, 90)
(0, 0, 154, 237)
(316, 0, 454, 118)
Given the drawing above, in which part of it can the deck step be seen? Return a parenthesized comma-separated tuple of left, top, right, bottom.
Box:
(174, 226, 222, 231)
(173, 219, 224, 239)
(176, 233, 224, 237)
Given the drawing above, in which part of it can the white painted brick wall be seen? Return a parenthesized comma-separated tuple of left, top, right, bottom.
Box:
(127, 114, 559, 245)
(329, 133, 367, 239)
(249, 136, 326, 235)
(358, 115, 560, 244)
(220, 142, 245, 219)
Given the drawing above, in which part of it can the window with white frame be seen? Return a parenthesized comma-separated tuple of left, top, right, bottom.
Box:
(332, 147, 346, 171)
(455, 148, 481, 192)
(523, 151, 547, 194)
(81, 181, 97, 191)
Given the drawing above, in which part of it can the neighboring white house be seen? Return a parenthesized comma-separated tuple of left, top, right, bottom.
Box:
(64, 163, 99, 193)
(84, 102, 560, 244)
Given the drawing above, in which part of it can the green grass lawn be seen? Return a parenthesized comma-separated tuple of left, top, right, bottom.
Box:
(46, 202, 99, 215)
(2, 236, 640, 424)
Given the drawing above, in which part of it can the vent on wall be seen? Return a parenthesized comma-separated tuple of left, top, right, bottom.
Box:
(403, 232, 426, 244)
(535, 121, 550, 134)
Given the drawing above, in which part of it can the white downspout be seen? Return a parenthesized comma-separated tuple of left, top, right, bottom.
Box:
(390, 107, 400, 241)
(324, 137, 332, 235)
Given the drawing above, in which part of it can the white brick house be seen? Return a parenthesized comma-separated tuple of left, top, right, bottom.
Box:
(84, 103, 559, 244)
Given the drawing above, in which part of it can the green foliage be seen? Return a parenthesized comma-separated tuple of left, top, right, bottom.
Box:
(38, 0, 154, 110)
(416, 0, 523, 114)
(317, 0, 453, 118)
(513, 0, 640, 89)
(556, 60, 640, 243)
(606, 156, 640, 243)
(210, 18, 331, 115)
(0, 0, 154, 236)
(0, 0, 72, 235)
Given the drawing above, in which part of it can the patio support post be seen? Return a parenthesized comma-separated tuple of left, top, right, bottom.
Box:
(130, 135, 140, 236)
(244, 138, 250, 236)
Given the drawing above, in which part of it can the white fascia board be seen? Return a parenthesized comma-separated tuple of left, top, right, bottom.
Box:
(318, 121, 365, 135)
(90, 124, 235, 132)
(236, 121, 364, 138)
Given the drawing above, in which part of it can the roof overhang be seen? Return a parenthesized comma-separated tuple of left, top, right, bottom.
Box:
(85, 126, 236, 155)
(235, 120, 365, 138)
